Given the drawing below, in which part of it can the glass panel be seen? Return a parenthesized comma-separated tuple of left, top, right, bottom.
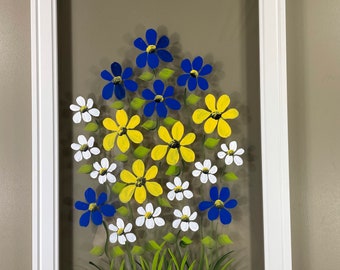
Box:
(58, 0, 263, 269)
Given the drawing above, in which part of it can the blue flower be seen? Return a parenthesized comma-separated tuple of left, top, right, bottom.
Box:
(74, 187, 116, 227)
(177, 56, 212, 91)
(134, 28, 173, 69)
(142, 80, 181, 118)
(101, 62, 138, 100)
(198, 186, 237, 225)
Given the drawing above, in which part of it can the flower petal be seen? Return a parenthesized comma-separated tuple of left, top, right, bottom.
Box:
(193, 56, 203, 70)
(192, 109, 210, 124)
(217, 95, 230, 112)
(172, 219, 181, 229)
(225, 155, 234, 165)
(145, 219, 155, 229)
(120, 170, 137, 184)
(79, 211, 91, 227)
(192, 169, 201, 177)
(204, 117, 218, 134)
(85, 188, 96, 203)
(76, 96, 86, 106)
(208, 207, 219, 221)
(180, 147, 195, 163)
(158, 126, 172, 144)
(234, 156, 243, 166)
(91, 210, 103, 225)
(124, 79, 138, 92)
(197, 77, 209, 90)
(205, 94, 216, 112)
(171, 121, 184, 141)
(180, 222, 189, 232)
(181, 58, 192, 73)
(157, 35, 169, 48)
(165, 98, 181, 110)
(156, 102, 167, 118)
(210, 186, 219, 200)
(97, 192, 107, 206)
(142, 89, 156, 100)
(119, 185, 135, 203)
(145, 181, 163, 197)
(102, 83, 114, 100)
(225, 199, 238, 209)
(114, 84, 125, 100)
(122, 67, 133, 79)
(127, 115, 140, 129)
(145, 165, 158, 180)
(103, 118, 118, 131)
(189, 222, 199, 232)
(136, 52, 147, 68)
(163, 86, 174, 97)
(148, 53, 159, 69)
(72, 112, 81, 124)
(222, 108, 239, 119)
(199, 64, 213, 76)
(135, 186, 147, 204)
(75, 201, 88, 210)
(110, 232, 118, 243)
(157, 49, 173, 62)
(136, 216, 145, 226)
(101, 70, 113, 81)
(167, 148, 180, 165)
(116, 109, 128, 127)
(180, 133, 195, 146)
(177, 74, 190, 86)
(188, 77, 197, 91)
(220, 187, 230, 202)
(153, 80, 164, 95)
(151, 145, 168, 161)
(134, 37, 147, 51)
(220, 208, 232, 224)
(132, 159, 145, 178)
(126, 233, 136, 243)
(117, 135, 130, 153)
(111, 62, 122, 76)
(154, 217, 165, 227)
(127, 130, 143, 144)
(146, 28, 157, 45)
(144, 102, 156, 117)
(101, 204, 116, 217)
(103, 133, 117, 151)
(217, 119, 231, 138)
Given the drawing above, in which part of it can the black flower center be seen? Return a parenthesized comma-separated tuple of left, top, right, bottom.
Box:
(146, 45, 156, 54)
(202, 167, 209, 174)
(136, 177, 146, 187)
(154, 95, 164, 103)
(80, 105, 88, 113)
(88, 203, 97, 211)
(181, 215, 189, 222)
(211, 111, 222, 120)
(144, 212, 153, 219)
(214, 199, 224, 209)
(113, 76, 122, 85)
(227, 150, 235, 156)
(174, 186, 183, 193)
(80, 144, 89, 151)
(190, 69, 199, 78)
(99, 168, 107, 176)
(169, 140, 180, 149)
(118, 127, 127, 136)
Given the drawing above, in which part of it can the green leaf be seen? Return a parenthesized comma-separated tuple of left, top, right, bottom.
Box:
(163, 117, 178, 126)
(158, 197, 172, 208)
(186, 94, 201, 105)
(131, 245, 144, 256)
(139, 71, 154, 81)
(133, 146, 150, 159)
(117, 206, 129, 216)
(84, 122, 99, 132)
(165, 165, 180, 176)
(78, 164, 93, 174)
(142, 120, 157, 130)
(89, 246, 104, 256)
(110, 101, 125, 110)
(114, 154, 128, 162)
(130, 97, 145, 110)
(204, 138, 220, 149)
(218, 234, 233, 245)
(119, 259, 125, 270)
(201, 236, 216, 249)
(180, 236, 192, 247)
(223, 172, 238, 182)
(112, 182, 127, 194)
(158, 68, 175, 81)
(111, 246, 125, 257)
(146, 240, 162, 252)
(162, 232, 176, 244)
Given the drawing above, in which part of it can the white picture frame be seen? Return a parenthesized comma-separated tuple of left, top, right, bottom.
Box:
(31, 0, 291, 269)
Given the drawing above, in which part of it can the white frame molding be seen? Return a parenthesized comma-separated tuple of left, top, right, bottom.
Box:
(31, 0, 291, 269)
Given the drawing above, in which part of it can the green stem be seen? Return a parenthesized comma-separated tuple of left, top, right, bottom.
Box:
(175, 230, 182, 261)
(89, 261, 102, 270)
(126, 243, 137, 270)
(102, 221, 111, 261)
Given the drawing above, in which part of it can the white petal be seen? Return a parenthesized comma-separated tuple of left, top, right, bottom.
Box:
(217, 151, 226, 159)
(137, 206, 146, 215)
(108, 224, 118, 231)
(125, 223, 132, 233)
(145, 202, 154, 213)
(182, 206, 191, 216)
(118, 235, 126, 245)
(200, 174, 208, 183)
(109, 233, 117, 243)
(189, 222, 199, 232)
(225, 156, 234, 165)
(183, 190, 193, 199)
(182, 181, 189, 189)
(82, 150, 91, 160)
(194, 162, 203, 170)
(180, 222, 189, 232)
(235, 148, 245, 155)
(176, 192, 184, 201)
(172, 219, 181, 229)
(166, 182, 175, 189)
(173, 209, 182, 218)
(234, 156, 243, 166)
(208, 174, 217, 184)
(106, 173, 116, 183)
(74, 151, 82, 162)
(93, 162, 101, 171)
(86, 98, 94, 108)
(82, 112, 92, 122)
(108, 162, 117, 172)
(135, 216, 145, 227)
(87, 136, 95, 147)
(229, 141, 237, 151)
(98, 175, 106, 184)
(117, 218, 124, 228)
(189, 212, 197, 220)
(72, 112, 81, 123)
(167, 191, 176, 201)
(154, 217, 165, 227)
(90, 171, 98, 179)
(76, 96, 86, 106)
(126, 233, 136, 243)
(78, 135, 87, 144)
(221, 143, 229, 152)
(90, 147, 100, 155)
(203, 159, 211, 168)
(192, 170, 201, 177)
(145, 219, 155, 229)
(70, 104, 80, 112)
(101, 158, 109, 168)
(153, 207, 161, 217)
(71, 143, 80, 150)
(174, 177, 182, 186)
(209, 165, 218, 174)
(89, 108, 100, 117)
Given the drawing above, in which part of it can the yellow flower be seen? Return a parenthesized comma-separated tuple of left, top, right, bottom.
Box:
(119, 159, 163, 204)
(103, 109, 143, 153)
(192, 94, 239, 138)
(151, 121, 196, 165)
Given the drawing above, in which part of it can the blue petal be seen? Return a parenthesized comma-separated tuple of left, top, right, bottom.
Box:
(111, 62, 122, 77)
(91, 210, 103, 225)
(181, 59, 192, 73)
(101, 204, 116, 217)
(220, 208, 232, 225)
(114, 84, 125, 100)
(199, 64, 213, 76)
(156, 102, 167, 118)
(165, 98, 181, 110)
(177, 74, 190, 86)
(134, 37, 147, 51)
(136, 52, 147, 68)
(144, 102, 156, 117)
(101, 70, 113, 81)
(157, 35, 169, 48)
(124, 80, 138, 92)
(198, 77, 209, 90)
(208, 207, 219, 221)
(146, 28, 157, 45)
(79, 211, 90, 227)
(97, 192, 107, 206)
(122, 67, 133, 79)
(219, 187, 230, 202)
(148, 53, 159, 69)
(157, 50, 173, 62)
(192, 56, 203, 70)
(153, 80, 164, 95)
(163, 86, 174, 97)
(85, 188, 96, 203)
(102, 83, 114, 100)
(142, 89, 156, 100)
(75, 201, 88, 210)
(210, 186, 219, 201)
(225, 199, 238, 209)
(188, 77, 197, 91)
(199, 201, 214, 211)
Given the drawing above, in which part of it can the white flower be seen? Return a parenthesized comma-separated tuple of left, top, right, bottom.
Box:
(90, 158, 117, 184)
(217, 141, 245, 166)
(71, 135, 100, 162)
(70, 96, 100, 123)
(172, 206, 199, 232)
(109, 218, 136, 245)
(135, 202, 165, 229)
(192, 159, 218, 184)
(166, 177, 193, 201)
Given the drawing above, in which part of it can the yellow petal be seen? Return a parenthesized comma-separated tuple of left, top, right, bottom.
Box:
(171, 121, 184, 141)
(217, 95, 231, 112)
(192, 109, 210, 124)
(132, 159, 145, 178)
(103, 133, 117, 151)
(205, 94, 216, 112)
(222, 108, 239, 119)
(120, 169, 137, 184)
(119, 185, 135, 203)
(180, 133, 196, 146)
(145, 182, 163, 197)
(217, 119, 232, 138)
(204, 117, 218, 134)
(116, 109, 128, 127)
(103, 118, 118, 131)
(166, 148, 179, 165)
(117, 135, 130, 153)
(158, 126, 172, 144)
(151, 145, 168, 161)
(126, 130, 143, 144)
(180, 146, 195, 163)
(145, 165, 158, 180)
(135, 186, 147, 204)
(127, 115, 140, 129)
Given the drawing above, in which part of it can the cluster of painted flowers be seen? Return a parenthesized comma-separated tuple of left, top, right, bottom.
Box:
(71, 28, 245, 250)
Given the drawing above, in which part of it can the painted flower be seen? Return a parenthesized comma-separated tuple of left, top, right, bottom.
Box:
(90, 158, 117, 184)
(199, 186, 237, 225)
(142, 80, 181, 118)
(101, 62, 138, 100)
(151, 121, 196, 165)
(71, 135, 100, 162)
(166, 176, 193, 201)
(134, 28, 173, 69)
(217, 141, 245, 166)
(74, 187, 116, 227)
(177, 56, 212, 91)
(109, 218, 136, 245)
(69, 96, 100, 124)
(119, 159, 163, 204)
(192, 94, 239, 138)
(103, 109, 143, 153)
(135, 202, 165, 229)
(192, 159, 218, 184)
(172, 206, 199, 232)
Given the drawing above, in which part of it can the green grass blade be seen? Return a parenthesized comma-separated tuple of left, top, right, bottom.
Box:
(140, 256, 150, 270)
(220, 258, 234, 270)
(167, 249, 179, 270)
(211, 251, 233, 270)
(180, 251, 189, 270)
(157, 249, 167, 270)
(188, 260, 196, 270)
(152, 250, 161, 270)
(119, 259, 125, 270)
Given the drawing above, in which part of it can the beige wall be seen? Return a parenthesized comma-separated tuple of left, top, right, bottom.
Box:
(1, 0, 340, 269)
